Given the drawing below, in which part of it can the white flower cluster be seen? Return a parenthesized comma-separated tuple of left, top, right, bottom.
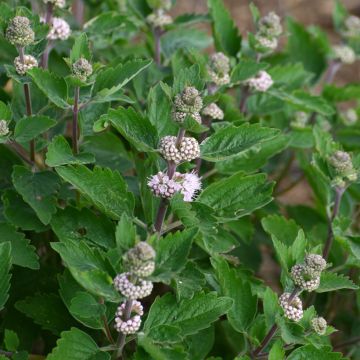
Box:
(253, 12, 282, 53)
(311, 316, 327, 335)
(114, 272, 153, 300)
(279, 292, 303, 322)
(207, 52, 231, 86)
(43, 0, 66, 8)
(342, 108, 358, 126)
(0, 120, 9, 136)
(172, 87, 203, 124)
(72, 57, 93, 82)
(14, 55, 38, 76)
(246, 70, 273, 92)
(148, 171, 201, 202)
(114, 301, 143, 334)
(47, 17, 71, 41)
(333, 45, 356, 64)
(6, 16, 35, 47)
(344, 15, 360, 38)
(159, 136, 200, 164)
(329, 150, 357, 186)
(147, 9, 173, 28)
(202, 103, 224, 120)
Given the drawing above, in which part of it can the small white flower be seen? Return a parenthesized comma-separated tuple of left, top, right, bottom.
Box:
(311, 317, 327, 335)
(114, 300, 144, 334)
(159, 136, 200, 164)
(246, 70, 273, 92)
(113, 273, 153, 300)
(202, 103, 224, 120)
(0, 120, 9, 136)
(179, 171, 202, 202)
(279, 292, 303, 322)
(148, 171, 182, 199)
(14, 55, 38, 76)
(333, 45, 356, 64)
(291, 264, 320, 292)
(255, 34, 278, 51)
(47, 17, 71, 41)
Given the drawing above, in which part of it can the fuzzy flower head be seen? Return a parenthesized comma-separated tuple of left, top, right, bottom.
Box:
(208, 52, 231, 86)
(342, 108, 358, 126)
(159, 136, 200, 164)
(179, 171, 202, 202)
(291, 264, 320, 292)
(47, 17, 71, 40)
(0, 120, 9, 136)
(172, 87, 203, 124)
(291, 111, 309, 129)
(329, 150, 357, 183)
(147, 9, 173, 28)
(14, 55, 38, 76)
(304, 254, 327, 273)
(72, 57, 93, 82)
(333, 45, 356, 64)
(258, 12, 282, 38)
(114, 300, 143, 334)
(123, 242, 156, 277)
(202, 103, 224, 120)
(344, 15, 360, 37)
(148, 171, 182, 199)
(279, 292, 303, 322)
(43, 0, 66, 8)
(114, 273, 153, 300)
(6, 16, 35, 47)
(254, 34, 278, 52)
(246, 70, 273, 92)
(311, 317, 327, 335)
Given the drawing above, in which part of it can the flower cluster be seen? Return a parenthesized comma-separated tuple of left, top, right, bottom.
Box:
(333, 45, 356, 64)
(47, 17, 71, 41)
(328, 150, 357, 186)
(291, 111, 309, 129)
(279, 292, 303, 322)
(159, 135, 200, 164)
(72, 57, 93, 82)
(0, 120, 9, 136)
(6, 16, 35, 47)
(43, 0, 65, 8)
(344, 15, 360, 38)
(253, 12, 282, 53)
(342, 108, 358, 126)
(172, 86, 203, 124)
(207, 52, 231, 86)
(14, 55, 38, 76)
(246, 70, 273, 92)
(113, 242, 156, 335)
(146, 0, 173, 28)
(202, 103, 224, 121)
(311, 316, 327, 335)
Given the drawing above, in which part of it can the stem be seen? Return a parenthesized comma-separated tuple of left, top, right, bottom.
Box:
(195, 116, 212, 173)
(72, 87, 80, 154)
(115, 299, 133, 359)
(72, 0, 85, 27)
(322, 186, 345, 259)
(41, 3, 54, 69)
(323, 60, 342, 85)
(18, 47, 35, 164)
(250, 287, 300, 358)
(240, 85, 250, 113)
(154, 27, 162, 66)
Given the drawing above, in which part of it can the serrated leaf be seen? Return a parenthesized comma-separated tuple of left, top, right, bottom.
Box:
(84, 11, 133, 34)
(208, 0, 242, 56)
(12, 166, 60, 225)
(286, 345, 344, 360)
(198, 172, 274, 221)
(115, 214, 136, 253)
(263, 287, 280, 329)
(47, 328, 110, 360)
(0, 242, 11, 311)
(172, 64, 205, 95)
(152, 228, 197, 282)
(46, 135, 95, 167)
(0, 101, 11, 120)
(105, 107, 159, 152)
(4, 330, 19, 352)
(14, 115, 56, 143)
(56, 165, 134, 220)
(0, 223, 39, 269)
(317, 272, 358, 293)
(70, 33, 91, 63)
(28, 68, 69, 109)
(231, 60, 268, 83)
(269, 340, 285, 360)
(323, 83, 360, 102)
(200, 124, 280, 161)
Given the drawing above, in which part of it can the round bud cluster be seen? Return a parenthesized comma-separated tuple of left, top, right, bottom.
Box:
(202, 103, 224, 120)
(47, 17, 71, 41)
(123, 242, 156, 277)
(72, 57, 93, 82)
(258, 12, 283, 38)
(114, 273, 153, 300)
(14, 55, 38, 76)
(305, 254, 327, 273)
(246, 70, 273, 92)
(344, 15, 360, 38)
(291, 111, 309, 129)
(147, 10, 173, 28)
(333, 45, 356, 64)
(329, 150, 357, 183)
(114, 300, 143, 334)
(208, 52, 231, 86)
(291, 264, 320, 292)
(43, 0, 66, 8)
(0, 120, 9, 136)
(342, 108, 358, 126)
(279, 292, 303, 322)
(172, 87, 203, 124)
(311, 316, 327, 335)
(254, 34, 278, 51)
(6, 16, 35, 47)
(147, 171, 182, 199)
(159, 136, 200, 164)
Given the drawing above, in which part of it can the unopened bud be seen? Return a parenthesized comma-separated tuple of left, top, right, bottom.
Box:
(311, 317, 327, 335)
(72, 57, 93, 82)
(6, 16, 35, 47)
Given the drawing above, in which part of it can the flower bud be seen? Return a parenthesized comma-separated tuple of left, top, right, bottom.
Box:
(47, 17, 71, 41)
(0, 120, 9, 136)
(208, 52, 231, 86)
(291, 264, 320, 292)
(291, 111, 309, 129)
(258, 12, 282, 38)
(254, 34, 278, 52)
(114, 272, 153, 299)
(344, 15, 360, 37)
(14, 55, 38, 76)
(329, 150, 357, 182)
(202, 103, 224, 120)
(333, 45, 356, 64)
(159, 136, 200, 164)
(6, 16, 35, 47)
(342, 108, 358, 126)
(147, 10, 173, 28)
(72, 57, 93, 82)
(304, 254, 327, 273)
(246, 70, 273, 92)
(279, 292, 303, 322)
(43, 0, 66, 8)
(123, 242, 156, 277)
(114, 300, 143, 334)
(311, 316, 327, 335)
(172, 87, 203, 124)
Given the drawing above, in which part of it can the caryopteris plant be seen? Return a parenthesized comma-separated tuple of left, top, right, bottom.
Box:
(0, 0, 359, 359)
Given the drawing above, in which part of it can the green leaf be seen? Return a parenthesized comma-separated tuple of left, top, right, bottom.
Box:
(4, 330, 19, 352)
(333, 0, 348, 30)
(144, 292, 233, 337)
(323, 84, 360, 102)
(317, 272, 359, 293)
(56, 165, 134, 220)
(208, 0, 242, 56)
(212, 257, 257, 333)
(14, 115, 56, 143)
(287, 345, 344, 360)
(12, 166, 60, 225)
(83, 11, 133, 34)
(46, 135, 95, 167)
(172, 64, 204, 96)
(152, 228, 197, 282)
(51, 238, 119, 302)
(0, 223, 39, 269)
(200, 124, 280, 161)
(92, 59, 152, 99)
(269, 340, 285, 360)
(47, 327, 111, 360)
(198, 172, 274, 221)
(105, 107, 159, 152)
(0, 101, 11, 121)
(15, 294, 74, 335)
(28, 68, 69, 109)
(263, 287, 280, 329)
(115, 214, 136, 253)
(70, 33, 91, 63)
(231, 60, 268, 83)
(0, 242, 11, 311)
